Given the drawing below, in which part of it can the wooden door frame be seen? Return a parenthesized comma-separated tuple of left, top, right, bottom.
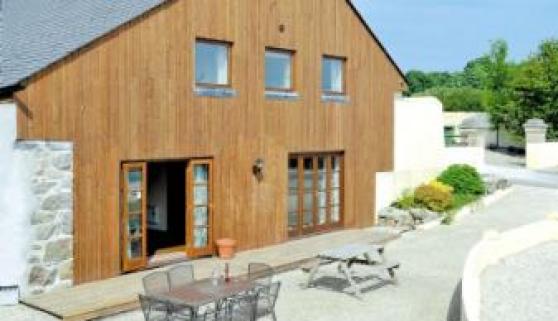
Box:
(185, 158, 215, 257)
(287, 152, 345, 238)
(120, 162, 148, 272)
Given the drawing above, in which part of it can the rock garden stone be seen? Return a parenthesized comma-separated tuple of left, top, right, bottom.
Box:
(378, 207, 414, 227)
(409, 208, 439, 223)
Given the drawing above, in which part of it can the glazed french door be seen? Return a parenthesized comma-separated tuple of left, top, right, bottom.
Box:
(186, 159, 214, 257)
(288, 153, 343, 238)
(121, 163, 148, 272)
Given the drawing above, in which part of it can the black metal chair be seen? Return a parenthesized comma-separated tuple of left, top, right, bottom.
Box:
(139, 294, 171, 321)
(254, 282, 281, 321)
(143, 271, 171, 296)
(168, 264, 195, 290)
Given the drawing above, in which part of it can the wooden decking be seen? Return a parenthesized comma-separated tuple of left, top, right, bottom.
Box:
(21, 228, 398, 321)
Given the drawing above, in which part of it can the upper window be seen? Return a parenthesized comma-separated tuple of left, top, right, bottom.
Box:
(322, 56, 346, 94)
(265, 49, 294, 91)
(195, 40, 231, 87)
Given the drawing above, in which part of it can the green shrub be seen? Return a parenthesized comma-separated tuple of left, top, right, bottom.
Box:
(393, 191, 416, 210)
(414, 183, 453, 212)
(452, 193, 480, 210)
(438, 164, 485, 195)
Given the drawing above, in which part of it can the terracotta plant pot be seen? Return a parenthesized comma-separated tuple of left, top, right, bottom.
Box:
(216, 238, 237, 259)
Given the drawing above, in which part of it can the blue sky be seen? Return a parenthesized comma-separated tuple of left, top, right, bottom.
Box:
(354, 0, 558, 72)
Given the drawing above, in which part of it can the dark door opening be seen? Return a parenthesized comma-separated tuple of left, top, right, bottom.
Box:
(147, 161, 186, 257)
(121, 158, 214, 272)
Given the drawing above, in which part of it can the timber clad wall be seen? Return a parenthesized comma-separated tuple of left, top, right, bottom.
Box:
(15, 0, 404, 284)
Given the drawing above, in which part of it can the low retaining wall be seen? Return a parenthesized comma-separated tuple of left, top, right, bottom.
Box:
(526, 142, 558, 170)
(461, 216, 558, 321)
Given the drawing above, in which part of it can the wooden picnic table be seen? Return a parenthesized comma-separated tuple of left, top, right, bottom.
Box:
(159, 277, 258, 320)
(305, 243, 400, 297)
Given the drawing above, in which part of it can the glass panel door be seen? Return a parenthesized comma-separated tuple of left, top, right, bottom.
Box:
(121, 163, 147, 272)
(186, 159, 213, 257)
(287, 153, 344, 238)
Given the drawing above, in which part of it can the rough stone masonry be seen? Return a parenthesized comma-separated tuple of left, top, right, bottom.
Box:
(15, 141, 73, 295)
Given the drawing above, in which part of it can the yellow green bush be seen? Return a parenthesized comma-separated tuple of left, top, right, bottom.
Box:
(414, 181, 453, 212)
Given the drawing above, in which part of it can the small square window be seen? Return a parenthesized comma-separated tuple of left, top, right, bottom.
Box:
(196, 40, 230, 87)
(265, 49, 294, 91)
(322, 56, 346, 94)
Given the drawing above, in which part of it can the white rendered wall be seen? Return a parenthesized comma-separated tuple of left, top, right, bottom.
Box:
(0, 102, 33, 293)
(526, 142, 558, 170)
(394, 97, 445, 171)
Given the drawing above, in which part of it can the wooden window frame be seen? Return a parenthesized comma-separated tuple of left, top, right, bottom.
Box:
(265, 47, 296, 92)
(195, 38, 233, 88)
(322, 55, 347, 96)
(287, 152, 344, 238)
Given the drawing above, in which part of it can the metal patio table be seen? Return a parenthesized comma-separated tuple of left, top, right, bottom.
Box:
(159, 277, 258, 320)
(305, 243, 400, 297)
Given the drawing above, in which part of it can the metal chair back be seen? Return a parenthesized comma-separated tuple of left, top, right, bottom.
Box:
(143, 271, 170, 295)
(168, 264, 195, 290)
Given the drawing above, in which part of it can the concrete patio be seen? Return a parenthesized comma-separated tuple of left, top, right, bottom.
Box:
(15, 227, 399, 320)
(4, 185, 558, 321)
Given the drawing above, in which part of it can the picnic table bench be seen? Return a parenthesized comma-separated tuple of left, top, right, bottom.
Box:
(302, 243, 400, 297)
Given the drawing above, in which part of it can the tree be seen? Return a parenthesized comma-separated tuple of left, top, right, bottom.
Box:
(507, 39, 558, 138)
(418, 87, 487, 112)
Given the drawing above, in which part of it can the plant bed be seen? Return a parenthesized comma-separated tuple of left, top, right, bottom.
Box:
(378, 164, 512, 229)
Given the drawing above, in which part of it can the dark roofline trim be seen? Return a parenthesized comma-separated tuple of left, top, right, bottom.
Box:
(345, 0, 408, 86)
(2, 0, 407, 91)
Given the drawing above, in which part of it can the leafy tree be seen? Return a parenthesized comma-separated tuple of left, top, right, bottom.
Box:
(507, 39, 558, 138)
(417, 87, 487, 112)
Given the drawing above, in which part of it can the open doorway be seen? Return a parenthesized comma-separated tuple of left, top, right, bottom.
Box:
(121, 159, 214, 273)
(147, 161, 186, 258)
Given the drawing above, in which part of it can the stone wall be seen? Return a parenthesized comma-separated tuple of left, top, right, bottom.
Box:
(15, 141, 74, 295)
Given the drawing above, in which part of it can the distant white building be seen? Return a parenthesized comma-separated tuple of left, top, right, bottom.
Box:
(443, 112, 523, 150)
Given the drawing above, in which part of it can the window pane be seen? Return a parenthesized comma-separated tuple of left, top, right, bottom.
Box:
(331, 206, 340, 223)
(127, 239, 142, 259)
(127, 170, 142, 191)
(318, 208, 327, 225)
(194, 164, 209, 184)
(317, 191, 327, 208)
(194, 206, 208, 226)
(196, 41, 229, 85)
(332, 156, 341, 171)
(265, 50, 292, 90)
(194, 228, 208, 248)
(322, 57, 344, 93)
(303, 192, 313, 211)
(331, 171, 341, 188)
(330, 189, 340, 206)
(194, 186, 208, 205)
(304, 211, 313, 227)
(303, 158, 313, 189)
(127, 191, 142, 214)
(288, 212, 298, 229)
(288, 193, 298, 212)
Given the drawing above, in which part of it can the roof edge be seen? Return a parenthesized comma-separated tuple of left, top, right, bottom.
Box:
(345, 0, 408, 86)
(0, 0, 172, 90)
